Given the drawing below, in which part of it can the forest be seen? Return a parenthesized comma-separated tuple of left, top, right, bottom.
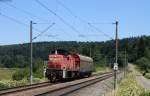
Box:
(0, 35, 150, 79)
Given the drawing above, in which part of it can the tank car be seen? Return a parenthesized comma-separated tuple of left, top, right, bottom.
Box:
(45, 49, 93, 82)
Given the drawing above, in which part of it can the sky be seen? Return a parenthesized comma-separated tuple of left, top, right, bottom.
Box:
(0, 0, 150, 45)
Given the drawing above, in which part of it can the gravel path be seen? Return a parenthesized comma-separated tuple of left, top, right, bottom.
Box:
(129, 64, 150, 90)
(66, 73, 123, 96)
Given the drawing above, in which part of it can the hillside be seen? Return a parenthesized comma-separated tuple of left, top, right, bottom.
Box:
(0, 35, 149, 69)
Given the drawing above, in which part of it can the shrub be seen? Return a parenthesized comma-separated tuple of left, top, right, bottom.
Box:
(140, 91, 150, 96)
(116, 74, 144, 96)
(0, 79, 28, 90)
(136, 57, 150, 72)
(145, 73, 150, 79)
(32, 78, 42, 83)
(12, 69, 29, 81)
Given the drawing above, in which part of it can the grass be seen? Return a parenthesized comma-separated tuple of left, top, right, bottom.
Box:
(116, 74, 144, 96)
(0, 79, 27, 90)
(0, 68, 48, 90)
(106, 73, 150, 96)
(0, 68, 19, 80)
(93, 63, 111, 73)
(0, 68, 26, 90)
(0, 78, 48, 90)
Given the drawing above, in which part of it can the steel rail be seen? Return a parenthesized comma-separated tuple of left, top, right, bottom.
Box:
(36, 72, 115, 96)
(0, 82, 53, 95)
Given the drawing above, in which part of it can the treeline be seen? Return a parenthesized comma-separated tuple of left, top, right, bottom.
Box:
(0, 35, 150, 70)
(0, 41, 107, 69)
(103, 35, 150, 73)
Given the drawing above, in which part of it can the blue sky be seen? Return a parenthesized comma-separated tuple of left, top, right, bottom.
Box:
(0, 0, 150, 45)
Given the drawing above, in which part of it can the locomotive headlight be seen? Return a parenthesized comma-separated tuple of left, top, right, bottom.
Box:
(63, 67, 66, 69)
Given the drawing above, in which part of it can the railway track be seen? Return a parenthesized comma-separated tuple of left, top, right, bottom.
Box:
(0, 71, 116, 96)
(0, 81, 54, 95)
(36, 72, 114, 96)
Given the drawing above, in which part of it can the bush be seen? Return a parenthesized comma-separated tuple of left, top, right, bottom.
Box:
(12, 69, 29, 81)
(33, 58, 44, 78)
(145, 73, 150, 79)
(93, 63, 104, 72)
(136, 57, 150, 72)
(0, 79, 28, 90)
(34, 65, 44, 79)
(140, 91, 150, 96)
(32, 78, 42, 83)
(32, 78, 47, 83)
(0, 78, 47, 90)
(116, 74, 144, 96)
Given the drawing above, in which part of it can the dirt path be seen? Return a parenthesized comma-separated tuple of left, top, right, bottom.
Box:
(129, 64, 150, 90)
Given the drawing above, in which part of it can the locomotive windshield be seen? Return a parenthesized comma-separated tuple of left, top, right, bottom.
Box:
(51, 49, 70, 56)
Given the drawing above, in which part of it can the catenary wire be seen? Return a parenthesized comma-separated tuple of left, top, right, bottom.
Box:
(56, 0, 113, 40)
(56, 0, 89, 40)
(32, 22, 55, 40)
(88, 23, 113, 40)
(0, 12, 27, 26)
(0, 12, 55, 40)
(3, 2, 49, 22)
(35, 0, 86, 39)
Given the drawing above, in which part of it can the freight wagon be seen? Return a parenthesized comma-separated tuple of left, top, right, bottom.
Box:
(45, 49, 93, 82)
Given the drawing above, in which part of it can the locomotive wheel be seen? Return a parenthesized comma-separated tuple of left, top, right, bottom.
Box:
(87, 73, 92, 77)
(49, 74, 57, 83)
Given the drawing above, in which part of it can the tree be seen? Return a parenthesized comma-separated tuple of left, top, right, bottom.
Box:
(12, 68, 29, 80)
(1, 55, 13, 68)
(0, 35, 150, 69)
(137, 36, 146, 59)
(144, 48, 150, 59)
(14, 55, 27, 68)
(136, 57, 150, 74)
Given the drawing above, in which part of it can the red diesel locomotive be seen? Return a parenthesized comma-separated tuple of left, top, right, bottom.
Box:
(45, 49, 93, 82)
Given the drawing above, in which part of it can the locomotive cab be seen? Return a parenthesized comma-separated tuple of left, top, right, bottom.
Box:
(48, 50, 69, 69)
(46, 49, 69, 82)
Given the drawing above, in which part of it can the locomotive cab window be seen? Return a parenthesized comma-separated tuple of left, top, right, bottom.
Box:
(51, 49, 69, 56)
